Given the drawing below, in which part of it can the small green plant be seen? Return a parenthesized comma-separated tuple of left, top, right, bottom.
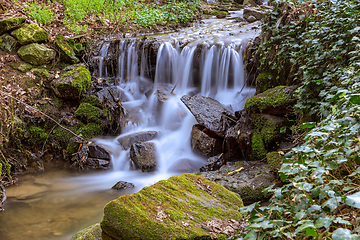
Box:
(24, 2, 55, 25)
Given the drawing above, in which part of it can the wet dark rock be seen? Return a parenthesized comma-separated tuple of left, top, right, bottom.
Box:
(0, 33, 19, 53)
(17, 43, 56, 66)
(191, 124, 223, 158)
(181, 95, 235, 137)
(112, 181, 135, 190)
(243, 0, 258, 7)
(243, 8, 264, 20)
(130, 142, 157, 172)
(168, 158, 200, 173)
(200, 153, 226, 172)
(96, 86, 130, 103)
(118, 131, 157, 150)
(88, 145, 110, 160)
(245, 15, 257, 23)
(200, 161, 279, 203)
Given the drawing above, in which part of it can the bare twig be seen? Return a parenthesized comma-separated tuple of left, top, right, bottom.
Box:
(0, 90, 86, 142)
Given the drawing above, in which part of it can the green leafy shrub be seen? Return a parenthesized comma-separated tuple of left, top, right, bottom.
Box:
(24, 2, 55, 25)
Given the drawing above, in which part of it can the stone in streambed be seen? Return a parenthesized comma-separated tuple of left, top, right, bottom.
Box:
(112, 181, 135, 190)
(130, 142, 157, 172)
(191, 124, 223, 158)
(101, 173, 244, 239)
(181, 95, 235, 137)
(17, 43, 55, 65)
(118, 131, 157, 150)
(200, 153, 226, 172)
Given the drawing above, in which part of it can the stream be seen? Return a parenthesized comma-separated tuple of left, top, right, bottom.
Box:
(0, 11, 259, 240)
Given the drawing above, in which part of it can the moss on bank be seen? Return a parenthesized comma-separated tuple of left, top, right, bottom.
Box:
(266, 151, 283, 173)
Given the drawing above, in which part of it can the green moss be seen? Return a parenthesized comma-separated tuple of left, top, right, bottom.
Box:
(81, 95, 103, 109)
(253, 115, 278, 146)
(54, 35, 74, 56)
(0, 17, 26, 35)
(28, 126, 48, 144)
(256, 72, 276, 93)
(31, 68, 50, 79)
(210, 10, 228, 16)
(71, 223, 102, 240)
(244, 86, 294, 113)
(251, 130, 266, 160)
(74, 103, 103, 124)
(73, 65, 91, 96)
(11, 23, 49, 45)
(101, 174, 243, 239)
(77, 123, 102, 139)
(266, 151, 283, 173)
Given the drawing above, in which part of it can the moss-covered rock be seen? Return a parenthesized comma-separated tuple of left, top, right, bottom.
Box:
(251, 130, 266, 160)
(74, 103, 103, 124)
(71, 223, 102, 240)
(244, 85, 297, 115)
(77, 123, 103, 139)
(0, 17, 25, 35)
(31, 68, 50, 80)
(81, 95, 103, 109)
(51, 64, 91, 99)
(11, 23, 49, 45)
(17, 43, 56, 65)
(101, 174, 243, 240)
(10, 62, 32, 73)
(236, 173, 274, 202)
(210, 10, 228, 18)
(266, 151, 283, 173)
(54, 35, 80, 64)
(0, 33, 19, 53)
(256, 72, 276, 93)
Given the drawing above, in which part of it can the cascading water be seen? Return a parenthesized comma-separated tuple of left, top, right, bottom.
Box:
(0, 11, 260, 240)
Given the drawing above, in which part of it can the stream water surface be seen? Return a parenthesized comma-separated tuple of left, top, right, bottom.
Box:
(0, 12, 260, 240)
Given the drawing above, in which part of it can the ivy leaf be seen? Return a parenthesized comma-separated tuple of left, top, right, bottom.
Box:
(315, 216, 333, 229)
(346, 191, 360, 209)
(350, 95, 360, 105)
(295, 222, 317, 237)
(301, 122, 316, 130)
(332, 228, 360, 240)
(322, 197, 341, 212)
(243, 230, 259, 240)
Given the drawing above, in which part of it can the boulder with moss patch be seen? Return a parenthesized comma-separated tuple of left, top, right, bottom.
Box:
(0, 17, 25, 35)
(266, 151, 283, 174)
(17, 43, 55, 65)
(71, 223, 102, 240)
(200, 161, 278, 203)
(51, 64, 91, 99)
(101, 173, 244, 239)
(256, 72, 277, 93)
(54, 35, 80, 64)
(0, 33, 19, 53)
(244, 85, 297, 115)
(74, 103, 103, 124)
(11, 23, 49, 45)
(10, 62, 32, 73)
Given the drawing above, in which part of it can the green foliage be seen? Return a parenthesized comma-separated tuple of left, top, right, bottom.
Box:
(238, 0, 360, 239)
(24, 1, 55, 25)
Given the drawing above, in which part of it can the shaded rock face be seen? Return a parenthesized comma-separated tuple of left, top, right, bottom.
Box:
(70, 144, 111, 170)
(51, 64, 91, 99)
(181, 95, 235, 137)
(0, 33, 19, 53)
(200, 161, 278, 203)
(118, 131, 158, 150)
(112, 181, 135, 190)
(200, 153, 226, 172)
(88, 145, 110, 160)
(243, 8, 264, 21)
(168, 158, 201, 173)
(244, 85, 298, 115)
(130, 142, 157, 172)
(0, 17, 25, 35)
(54, 35, 79, 64)
(17, 43, 56, 65)
(11, 23, 49, 45)
(191, 124, 223, 158)
(101, 174, 243, 240)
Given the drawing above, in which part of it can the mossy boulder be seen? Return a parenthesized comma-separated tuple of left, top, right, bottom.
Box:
(0, 17, 25, 35)
(101, 173, 243, 239)
(81, 95, 103, 109)
(17, 43, 56, 65)
(244, 86, 297, 115)
(0, 33, 19, 53)
(266, 151, 283, 174)
(11, 23, 49, 45)
(31, 68, 50, 80)
(210, 10, 228, 18)
(54, 35, 80, 64)
(71, 223, 102, 240)
(10, 62, 32, 72)
(51, 64, 91, 99)
(74, 103, 103, 124)
(251, 114, 290, 160)
(256, 72, 277, 93)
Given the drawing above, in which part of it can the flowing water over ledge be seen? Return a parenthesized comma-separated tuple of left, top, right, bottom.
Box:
(0, 12, 260, 240)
